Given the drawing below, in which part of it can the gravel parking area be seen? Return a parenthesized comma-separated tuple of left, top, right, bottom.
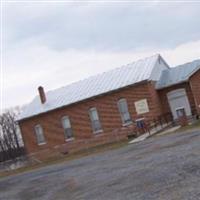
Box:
(0, 129, 200, 200)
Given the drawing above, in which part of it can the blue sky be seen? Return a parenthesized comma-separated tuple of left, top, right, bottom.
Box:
(2, 1, 200, 110)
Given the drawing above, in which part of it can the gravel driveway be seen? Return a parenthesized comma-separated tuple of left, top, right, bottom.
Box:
(0, 129, 200, 200)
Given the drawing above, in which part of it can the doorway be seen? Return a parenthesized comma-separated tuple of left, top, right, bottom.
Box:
(167, 88, 192, 120)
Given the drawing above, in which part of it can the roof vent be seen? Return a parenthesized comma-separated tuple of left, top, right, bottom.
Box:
(38, 86, 46, 104)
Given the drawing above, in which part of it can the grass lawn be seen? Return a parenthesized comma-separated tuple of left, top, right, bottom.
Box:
(155, 119, 200, 139)
(177, 119, 200, 132)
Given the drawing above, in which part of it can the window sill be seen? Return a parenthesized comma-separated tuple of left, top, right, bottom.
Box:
(93, 130, 103, 135)
(122, 121, 133, 127)
(135, 118, 145, 122)
(38, 142, 46, 146)
(65, 137, 75, 142)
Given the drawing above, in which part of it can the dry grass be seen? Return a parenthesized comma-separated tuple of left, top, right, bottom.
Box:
(0, 140, 128, 178)
(177, 119, 200, 132)
(156, 119, 200, 138)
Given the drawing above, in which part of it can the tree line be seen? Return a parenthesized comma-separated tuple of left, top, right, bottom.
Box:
(0, 108, 25, 162)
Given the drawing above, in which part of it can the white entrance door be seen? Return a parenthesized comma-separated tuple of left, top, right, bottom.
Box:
(167, 88, 192, 119)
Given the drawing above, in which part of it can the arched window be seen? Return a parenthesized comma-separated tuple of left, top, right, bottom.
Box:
(34, 124, 46, 145)
(88, 107, 102, 133)
(117, 98, 132, 125)
(61, 116, 74, 140)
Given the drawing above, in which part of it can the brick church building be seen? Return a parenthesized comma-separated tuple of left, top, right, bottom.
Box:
(18, 54, 200, 159)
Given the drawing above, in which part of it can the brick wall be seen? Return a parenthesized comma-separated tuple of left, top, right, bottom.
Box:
(19, 81, 163, 158)
(189, 69, 200, 115)
(157, 82, 196, 115)
(148, 81, 163, 116)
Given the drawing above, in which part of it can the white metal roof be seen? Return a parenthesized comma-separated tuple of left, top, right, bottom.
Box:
(156, 59, 200, 89)
(18, 54, 168, 120)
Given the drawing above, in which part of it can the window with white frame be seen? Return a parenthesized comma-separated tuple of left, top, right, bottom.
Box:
(89, 107, 102, 133)
(117, 98, 132, 125)
(34, 124, 46, 145)
(61, 116, 73, 140)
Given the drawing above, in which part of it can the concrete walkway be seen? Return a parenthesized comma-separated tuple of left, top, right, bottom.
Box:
(129, 125, 180, 144)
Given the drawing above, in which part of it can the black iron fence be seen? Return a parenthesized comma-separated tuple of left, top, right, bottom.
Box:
(132, 112, 174, 136)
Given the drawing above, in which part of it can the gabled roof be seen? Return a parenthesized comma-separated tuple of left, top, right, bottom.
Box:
(156, 59, 200, 89)
(18, 54, 168, 121)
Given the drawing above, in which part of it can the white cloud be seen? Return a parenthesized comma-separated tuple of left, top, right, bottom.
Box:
(161, 40, 200, 66)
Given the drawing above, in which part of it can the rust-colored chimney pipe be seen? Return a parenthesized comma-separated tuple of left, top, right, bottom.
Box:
(38, 86, 46, 104)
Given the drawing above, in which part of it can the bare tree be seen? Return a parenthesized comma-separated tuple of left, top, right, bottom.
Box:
(0, 107, 25, 162)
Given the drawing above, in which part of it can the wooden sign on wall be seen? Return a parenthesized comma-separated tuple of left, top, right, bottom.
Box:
(134, 99, 149, 114)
